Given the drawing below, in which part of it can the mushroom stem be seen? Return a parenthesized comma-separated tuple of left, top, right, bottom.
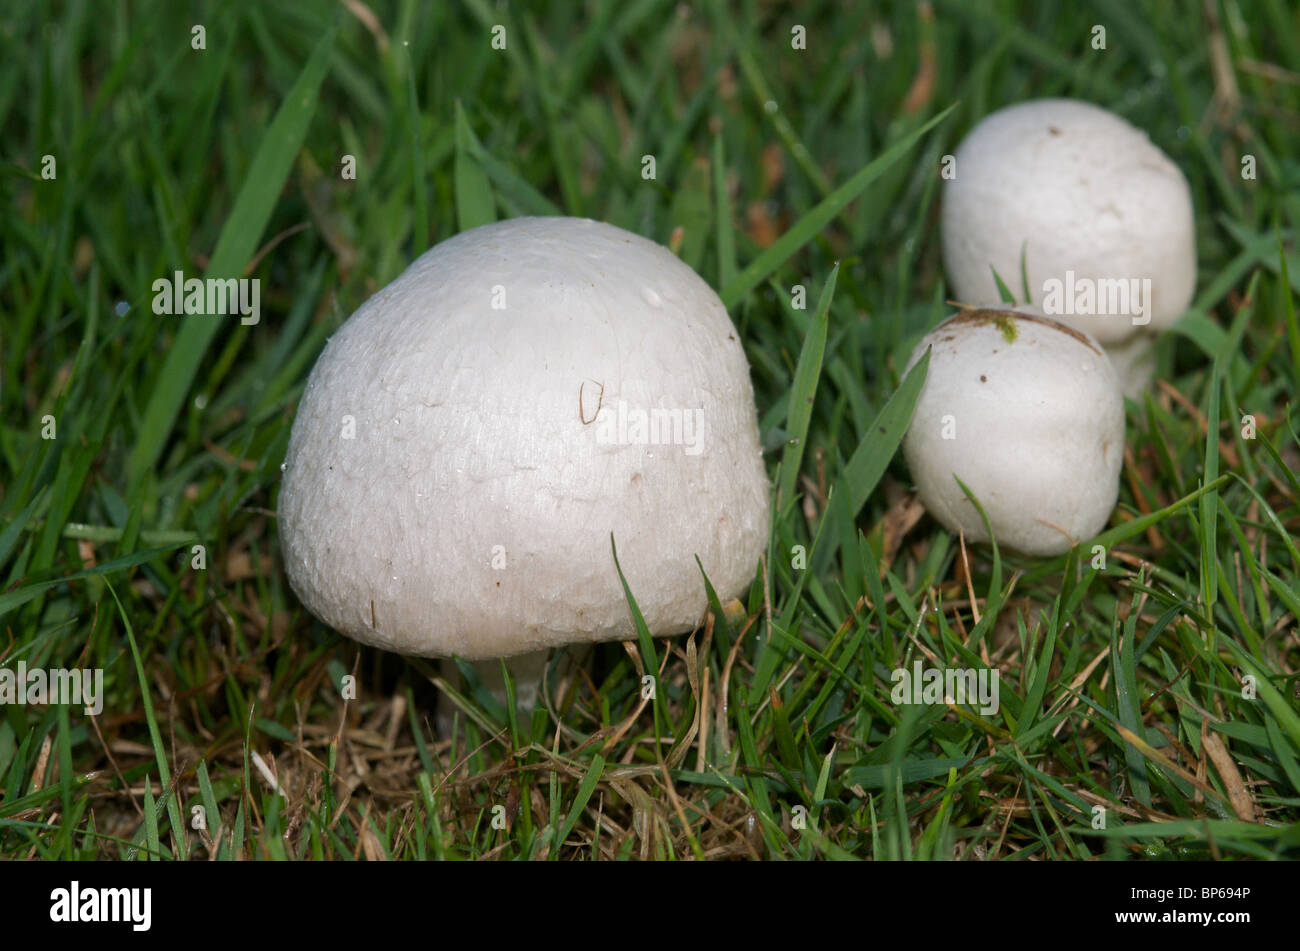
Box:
(1105, 334, 1157, 400)
(435, 649, 560, 736)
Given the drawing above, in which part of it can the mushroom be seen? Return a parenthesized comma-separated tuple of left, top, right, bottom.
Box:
(940, 97, 1196, 394)
(901, 306, 1125, 556)
(277, 216, 770, 727)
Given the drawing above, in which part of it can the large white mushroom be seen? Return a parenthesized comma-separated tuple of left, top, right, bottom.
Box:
(902, 306, 1125, 556)
(278, 216, 770, 725)
(940, 98, 1196, 395)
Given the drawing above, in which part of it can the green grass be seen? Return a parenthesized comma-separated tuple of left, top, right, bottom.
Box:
(2, 0, 1299, 860)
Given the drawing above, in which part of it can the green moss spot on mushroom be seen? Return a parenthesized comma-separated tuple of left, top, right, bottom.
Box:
(992, 313, 1018, 343)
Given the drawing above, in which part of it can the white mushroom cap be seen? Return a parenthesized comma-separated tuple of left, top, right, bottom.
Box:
(902, 306, 1125, 556)
(278, 216, 769, 661)
(941, 98, 1196, 347)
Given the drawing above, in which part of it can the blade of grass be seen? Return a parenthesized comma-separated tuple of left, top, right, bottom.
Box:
(1113, 581, 1151, 807)
(1200, 359, 1222, 620)
(713, 133, 735, 291)
(554, 753, 604, 853)
(107, 579, 188, 859)
(777, 262, 838, 510)
(719, 105, 955, 307)
(610, 535, 662, 737)
(126, 23, 336, 484)
(407, 58, 428, 254)
(843, 348, 930, 516)
(1280, 225, 1300, 381)
(0, 546, 181, 618)
(454, 99, 496, 231)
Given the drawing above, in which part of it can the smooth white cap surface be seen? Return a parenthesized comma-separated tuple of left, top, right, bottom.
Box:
(941, 98, 1196, 346)
(902, 307, 1125, 556)
(279, 217, 770, 660)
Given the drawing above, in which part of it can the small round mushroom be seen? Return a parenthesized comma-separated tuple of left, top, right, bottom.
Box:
(278, 216, 769, 725)
(941, 97, 1196, 385)
(902, 306, 1125, 556)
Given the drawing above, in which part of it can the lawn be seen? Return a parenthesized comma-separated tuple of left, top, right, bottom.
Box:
(2, 0, 1299, 860)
